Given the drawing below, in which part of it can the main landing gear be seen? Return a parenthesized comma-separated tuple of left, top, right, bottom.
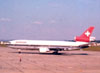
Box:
(53, 50, 59, 54)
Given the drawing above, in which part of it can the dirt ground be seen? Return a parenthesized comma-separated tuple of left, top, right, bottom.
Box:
(0, 47, 100, 73)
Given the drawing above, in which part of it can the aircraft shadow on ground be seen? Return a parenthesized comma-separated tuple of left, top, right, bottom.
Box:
(10, 51, 88, 56)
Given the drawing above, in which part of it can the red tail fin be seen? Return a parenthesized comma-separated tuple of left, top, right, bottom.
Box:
(75, 26, 94, 42)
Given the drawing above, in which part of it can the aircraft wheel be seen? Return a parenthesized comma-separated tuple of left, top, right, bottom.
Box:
(53, 50, 58, 54)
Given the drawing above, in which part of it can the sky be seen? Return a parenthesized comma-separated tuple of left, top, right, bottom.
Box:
(0, 0, 100, 40)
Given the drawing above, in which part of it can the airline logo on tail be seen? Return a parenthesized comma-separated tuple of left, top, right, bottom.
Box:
(85, 31, 90, 37)
(75, 26, 94, 42)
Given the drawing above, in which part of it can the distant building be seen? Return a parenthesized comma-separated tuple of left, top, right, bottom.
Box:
(0, 41, 9, 45)
(89, 40, 100, 46)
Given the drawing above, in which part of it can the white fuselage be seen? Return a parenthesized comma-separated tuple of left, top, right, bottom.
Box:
(8, 40, 89, 53)
(9, 40, 88, 47)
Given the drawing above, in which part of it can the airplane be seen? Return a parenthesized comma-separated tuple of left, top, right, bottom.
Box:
(8, 26, 94, 54)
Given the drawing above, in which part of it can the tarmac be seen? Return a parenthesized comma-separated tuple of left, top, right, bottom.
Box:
(0, 47, 100, 73)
